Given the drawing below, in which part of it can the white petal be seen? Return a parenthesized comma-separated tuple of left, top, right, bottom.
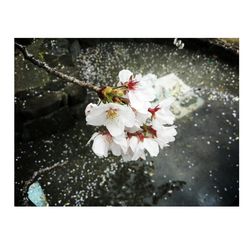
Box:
(135, 111, 150, 126)
(119, 106, 136, 127)
(128, 91, 150, 114)
(92, 134, 109, 157)
(156, 126, 177, 148)
(140, 73, 157, 88)
(135, 73, 142, 81)
(140, 151, 146, 160)
(86, 104, 107, 126)
(156, 109, 175, 125)
(113, 136, 128, 153)
(152, 119, 162, 130)
(86, 113, 106, 126)
(118, 69, 133, 83)
(122, 149, 133, 162)
(162, 126, 177, 138)
(87, 102, 107, 116)
(143, 138, 159, 157)
(110, 142, 122, 156)
(131, 145, 145, 161)
(87, 132, 99, 145)
(105, 120, 124, 137)
(137, 86, 156, 101)
(85, 103, 97, 116)
(129, 136, 139, 152)
(131, 148, 143, 161)
(125, 125, 142, 133)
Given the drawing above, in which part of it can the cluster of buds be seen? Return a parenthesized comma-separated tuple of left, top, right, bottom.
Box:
(85, 70, 177, 161)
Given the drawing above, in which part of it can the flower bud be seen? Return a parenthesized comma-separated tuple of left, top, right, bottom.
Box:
(102, 86, 113, 96)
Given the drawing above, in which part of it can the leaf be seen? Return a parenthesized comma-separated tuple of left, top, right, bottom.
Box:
(28, 181, 49, 207)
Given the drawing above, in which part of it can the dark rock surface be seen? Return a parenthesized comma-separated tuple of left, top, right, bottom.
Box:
(69, 39, 81, 62)
(22, 106, 75, 141)
(63, 83, 87, 106)
(18, 92, 67, 119)
(15, 39, 89, 141)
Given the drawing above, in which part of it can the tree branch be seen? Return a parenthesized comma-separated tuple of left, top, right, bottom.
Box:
(15, 43, 101, 93)
(22, 161, 68, 206)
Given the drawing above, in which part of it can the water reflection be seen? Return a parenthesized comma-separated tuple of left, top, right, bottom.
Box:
(25, 160, 186, 206)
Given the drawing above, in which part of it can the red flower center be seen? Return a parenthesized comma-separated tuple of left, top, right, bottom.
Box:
(127, 132, 145, 142)
(148, 105, 160, 118)
(127, 80, 138, 90)
(138, 133, 144, 142)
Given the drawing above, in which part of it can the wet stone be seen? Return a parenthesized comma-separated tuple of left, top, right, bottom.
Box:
(63, 83, 87, 106)
(22, 106, 74, 141)
(180, 95, 198, 107)
(44, 38, 70, 57)
(17, 92, 68, 120)
(70, 102, 88, 119)
(69, 39, 81, 62)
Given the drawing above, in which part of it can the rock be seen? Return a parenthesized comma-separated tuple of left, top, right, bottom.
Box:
(15, 107, 23, 138)
(58, 54, 74, 66)
(152, 73, 204, 119)
(19, 91, 68, 120)
(69, 39, 81, 62)
(70, 102, 88, 119)
(44, 53, 74, 67)
(22, 106, 74, 141)
(43, 39, 74, 67)
(15, 81, 88, 141)
(42, 80, 67, 92)
(180, 95, 198, 107)
(44, 38, 69, 57)
(78, 38, 100, 49)
(15, 89, 38, 100)
(15, 38, 34, 46)
(15, 53, 50, 93)
(28, 182, 48, 206)
(63, 83, 87, 106)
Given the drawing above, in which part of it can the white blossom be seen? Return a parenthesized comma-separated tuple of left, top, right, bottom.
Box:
(155, 125, 177, 149)
(85, 103, 97, 116)
(132, 108, 150, 129)
(122, 134, 159, 161)
(85, 69, 177, 161)
(86, 102, 135, 137)
(149, 97, 176, 129)
(87, 132, 128, 157)
(118, 69, 156, 114)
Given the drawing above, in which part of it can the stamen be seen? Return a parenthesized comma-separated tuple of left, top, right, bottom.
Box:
(106, 108, 118, 120)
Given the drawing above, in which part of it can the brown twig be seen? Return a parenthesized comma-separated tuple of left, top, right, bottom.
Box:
(22, 161, 68, 206)
(15, 43, 101, 93)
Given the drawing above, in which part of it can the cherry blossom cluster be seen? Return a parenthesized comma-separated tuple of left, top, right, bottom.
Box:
(85, 70, 177, 161)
